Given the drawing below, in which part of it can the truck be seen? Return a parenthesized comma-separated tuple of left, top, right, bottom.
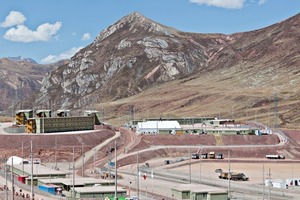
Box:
(266, 154, 285, 159)
(217, 170, 249, 181)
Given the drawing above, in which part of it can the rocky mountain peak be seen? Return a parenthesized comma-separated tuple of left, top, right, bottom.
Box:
(122, 11, 147, 23)
(94, 12, 176, 43)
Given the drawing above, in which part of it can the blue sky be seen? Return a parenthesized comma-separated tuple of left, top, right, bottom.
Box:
(0, 0, 299, 64)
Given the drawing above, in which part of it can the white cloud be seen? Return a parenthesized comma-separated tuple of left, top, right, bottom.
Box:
(3, 22, 62, 42)
(190, 0, 245, 9)
(41, 46, 83, 64)
(82, 33, 91, 41)
(0, 11, 26, 27)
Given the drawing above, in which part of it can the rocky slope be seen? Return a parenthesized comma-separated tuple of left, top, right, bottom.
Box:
(32, 12, 235, 110)
(0, 58, 55, 113)
(14, 12, 300, 127)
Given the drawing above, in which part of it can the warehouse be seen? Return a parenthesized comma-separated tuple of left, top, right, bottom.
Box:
(171, 184, 228, 200)
(136, 120, 181, 134)
(73, 186, 127, 199)
(38, 177, 114, 191)
(8, 164, 67, 186)
(136, 117, 215, 125)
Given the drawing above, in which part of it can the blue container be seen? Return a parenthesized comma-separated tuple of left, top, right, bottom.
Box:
(38, 184, 57, 195)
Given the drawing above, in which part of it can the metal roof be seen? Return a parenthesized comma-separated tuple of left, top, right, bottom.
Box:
(137, 120, 181, 129)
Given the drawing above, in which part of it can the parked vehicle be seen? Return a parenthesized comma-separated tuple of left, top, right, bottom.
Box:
(201, 153, 208, 159)
(208, 152, 215, 159)
(266, 154, 285, 159)
(191, 153, 199, 159)
(218, 171, 249, 181)
(215, 153, 223, 159)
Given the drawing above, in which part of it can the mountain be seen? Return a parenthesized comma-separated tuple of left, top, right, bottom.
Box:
(31, 12, 235, 109)
(0, 58, 61, 113)
(7, 56, 38, 64)
(15, 12, 300, 128)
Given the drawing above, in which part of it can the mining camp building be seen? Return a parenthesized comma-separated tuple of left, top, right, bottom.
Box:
(73, 186, 127, 199)
(171, 184, 228, 200)
(136, 120, 181, 134)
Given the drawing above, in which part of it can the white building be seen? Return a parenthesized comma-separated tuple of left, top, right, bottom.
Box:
(136, 120, 181, 134)
(265, 179, 288, 189)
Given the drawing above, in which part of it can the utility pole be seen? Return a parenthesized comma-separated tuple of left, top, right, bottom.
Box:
(93, 148, 96, 172)
(262, 163, 265, 200)
(22, 141, 24, 175)
(136, 149, 139, 199)
(228, 150, 231, 200)
(114, 140, 118, 200)
(30, 140, 33, 200)
(5, 162, 8, 200)
(274, 93, 278, 130)
(11, 157, 14, 200)
(55, 136, 57, 169)
(82, 143, 84, 177)
(72, 146, 75, 200)
(199, 148, 203, 184)
(268, 168, 271, 200)
(189, 147, 191, 184)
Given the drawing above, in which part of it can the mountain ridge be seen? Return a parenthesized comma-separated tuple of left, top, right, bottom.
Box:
(5, 12, 300, 128)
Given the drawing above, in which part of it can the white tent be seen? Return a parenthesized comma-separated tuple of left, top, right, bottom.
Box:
(6, 156, 24, 165)
(136, 120, 181, 134)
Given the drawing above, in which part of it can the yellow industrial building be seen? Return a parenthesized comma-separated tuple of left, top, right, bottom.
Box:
(15, 109, 101, 134)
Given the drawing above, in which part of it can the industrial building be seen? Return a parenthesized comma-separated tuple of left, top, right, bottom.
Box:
(73, 186, 127, 199)
(8, 163, 67, 186)
(202, 126, 256, 135)
(14, 109, 102, 133)
(131, 117, 215, 126)
(38, 177, 114, 191)
(26, 115, 95, 133)
(135, 120, 257, 135)
(171, 184, 228, 200)
(136, 120, 181, 134)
